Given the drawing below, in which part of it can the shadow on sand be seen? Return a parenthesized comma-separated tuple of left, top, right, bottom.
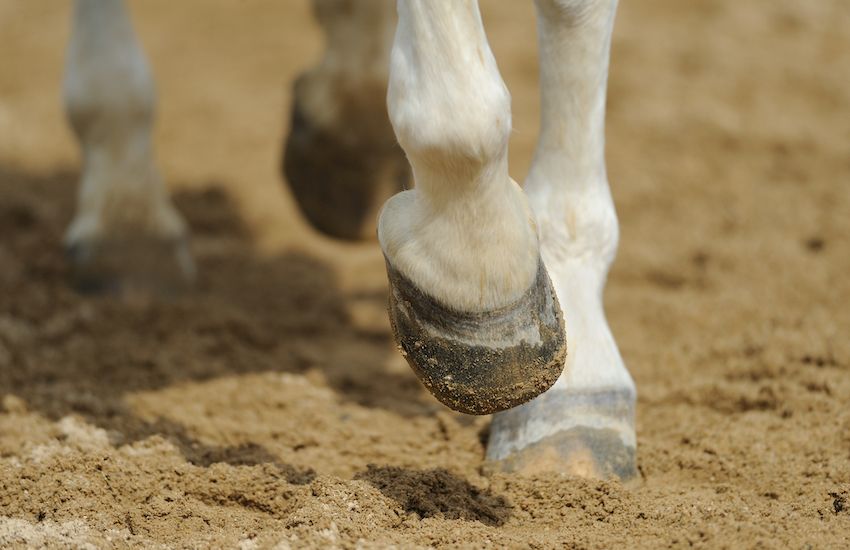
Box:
(0, 166, 438, 471)
(355, 465, 512, 526)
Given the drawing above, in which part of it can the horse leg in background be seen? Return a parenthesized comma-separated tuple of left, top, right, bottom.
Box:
(283, 0, 410, 241)
(64, 0, 193, 294)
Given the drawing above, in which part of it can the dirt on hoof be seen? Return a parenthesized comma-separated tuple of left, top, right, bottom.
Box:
(386, 259, 565, 415)
(1, 0, 849, 547)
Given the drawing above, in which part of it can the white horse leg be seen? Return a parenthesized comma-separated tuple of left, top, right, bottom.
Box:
(283, 0, 409, 240)
(379, 1, 567, 415)
(487, 0, 636, 479)
(64, 0, 192, 293)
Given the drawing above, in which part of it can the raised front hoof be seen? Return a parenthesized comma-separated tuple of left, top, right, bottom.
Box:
(486, 388, 637, 480)
(385, 259, 567, 415)
(282, 88, 409, 241)
(66, 236, 195, 297)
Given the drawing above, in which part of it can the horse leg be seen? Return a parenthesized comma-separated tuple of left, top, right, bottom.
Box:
(64, 0, 193, 294)
(488, 0, 637, 479)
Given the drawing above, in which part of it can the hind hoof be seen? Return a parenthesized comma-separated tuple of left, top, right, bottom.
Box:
(385, 258, 567, 415)
(282, 77, 410, 241)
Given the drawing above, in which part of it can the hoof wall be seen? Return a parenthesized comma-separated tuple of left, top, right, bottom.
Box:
(66, 236, 194, 297)
(489, 425, 637, 480)
(487, 388, 637, 480)
(385, 259, 566, 415)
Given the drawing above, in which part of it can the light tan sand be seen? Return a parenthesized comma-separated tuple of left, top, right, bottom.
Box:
(1, 0, 849, 547)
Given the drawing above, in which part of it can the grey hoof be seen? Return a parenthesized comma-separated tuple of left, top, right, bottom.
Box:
(490, 424, 637, 480)
(282, 77, 410, 241)
(66, 236, 194, 296)
(385, 259, 567, 415)
(487, 388, 637, 480)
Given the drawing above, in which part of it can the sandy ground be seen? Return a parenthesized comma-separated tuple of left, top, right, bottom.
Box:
(1, 0, 849, 547)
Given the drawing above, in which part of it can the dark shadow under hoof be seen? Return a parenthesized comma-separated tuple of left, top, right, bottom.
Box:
(385, 259, 567, 415)
(67, 236, 194, 297)
(282, 78, 410, 241)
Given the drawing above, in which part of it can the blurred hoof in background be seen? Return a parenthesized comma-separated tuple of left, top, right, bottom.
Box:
(282, 75, 410, 241)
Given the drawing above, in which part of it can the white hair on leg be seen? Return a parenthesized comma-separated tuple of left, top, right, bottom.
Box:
(379, 1, 567, 415)
(527, 0, 632, 392)
(378, 0, 540, 313)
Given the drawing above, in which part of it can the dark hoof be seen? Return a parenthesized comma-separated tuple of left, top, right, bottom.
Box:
(282, 77, 410, 241)
(385, 259, 567, 415)
(66, 236, 194, 297)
